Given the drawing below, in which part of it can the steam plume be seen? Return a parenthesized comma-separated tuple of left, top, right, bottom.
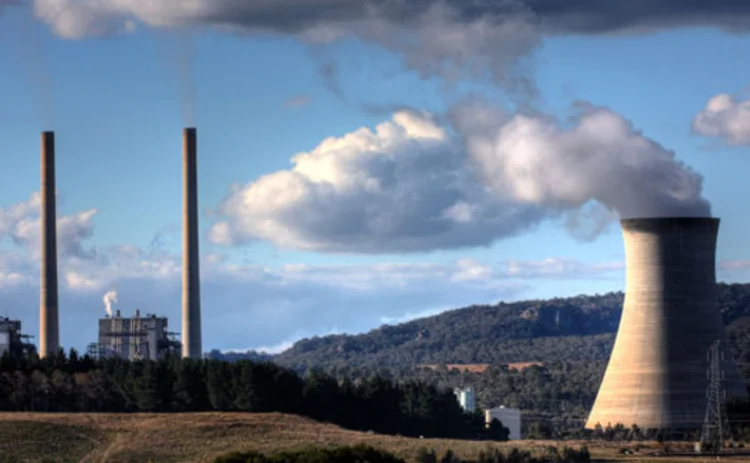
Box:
(103, 290, 118, 317)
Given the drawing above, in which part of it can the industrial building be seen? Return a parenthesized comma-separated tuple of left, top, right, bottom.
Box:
(586, 217, 747, 431)
(454, 387, 476, 412)
(0, 317, 36, 358)
(485, 406, 522, 440)
(87, 310, 180, 361)
(29, 128, 204, 359)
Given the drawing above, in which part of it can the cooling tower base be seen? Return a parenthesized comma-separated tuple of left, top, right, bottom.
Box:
(586, 218, 747, 431)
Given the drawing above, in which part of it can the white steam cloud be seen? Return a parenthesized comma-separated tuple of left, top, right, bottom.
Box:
(103, 289, 118, 317)
(210, 101, 709, 253)
(453, 101, 710, 219)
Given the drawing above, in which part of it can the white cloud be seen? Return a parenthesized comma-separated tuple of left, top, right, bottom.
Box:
(504, 258, 624, 279)
(211, 102, 709, 254)
(720, 260, 750, 271)
(692, 93, 750, 146)
(210, 108, 544, 253)
(452, 258, 493, 282)
(0, 192, 97, 259)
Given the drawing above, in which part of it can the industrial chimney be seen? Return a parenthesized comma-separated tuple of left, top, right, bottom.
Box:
(586, 217, 747, 431)
(39, 131, 59, 358)
(182, 127, 202, 358)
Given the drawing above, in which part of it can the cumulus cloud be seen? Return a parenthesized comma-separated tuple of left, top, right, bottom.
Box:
(209, 108, 544, 253)
(692, 93, 750, 146)
(210, 102, 709, 253)
(0, 192, 97, 259)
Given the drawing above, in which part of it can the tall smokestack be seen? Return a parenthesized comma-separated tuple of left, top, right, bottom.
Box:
(39, 131, 59, 358)
(182, 127, 202, 358)
(586, 217, 747, 430)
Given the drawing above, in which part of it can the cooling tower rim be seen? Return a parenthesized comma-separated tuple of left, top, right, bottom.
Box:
(621, 216, 718, 226)
(620, 217, 719, 234)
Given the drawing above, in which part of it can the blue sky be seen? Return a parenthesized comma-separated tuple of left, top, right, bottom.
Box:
(0, 1, 749, 353)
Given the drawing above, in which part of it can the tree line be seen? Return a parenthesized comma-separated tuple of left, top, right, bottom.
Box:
(0, 349, 509, 441)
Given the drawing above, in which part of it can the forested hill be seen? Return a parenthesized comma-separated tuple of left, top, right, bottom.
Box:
(271, 283, 750, 373)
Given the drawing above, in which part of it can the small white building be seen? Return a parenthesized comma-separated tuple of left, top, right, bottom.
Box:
(485, 406, 522, 440)
(453, 387, 476, 412)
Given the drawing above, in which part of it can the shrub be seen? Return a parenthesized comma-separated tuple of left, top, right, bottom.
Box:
(477, 448, 505, 463)
(214, 450, 268, 463)
(214, 444, 404, 463)
(440, 448, 461, 463)
(416, 447, 438, 463)
(561, 445, 590, 463)
(542, 446, 562, 462)
(506, 448, 533, 463)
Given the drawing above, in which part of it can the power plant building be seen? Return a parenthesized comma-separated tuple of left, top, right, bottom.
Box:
(89, 310, 180, 361)
(586, 217, 747, 431)
(0, 317, 36, 358)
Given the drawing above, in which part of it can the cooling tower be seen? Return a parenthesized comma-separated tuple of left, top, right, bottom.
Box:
(39, 131, 59, 358)
(586, 217, 747, 431)
(182, 127, 202, 358)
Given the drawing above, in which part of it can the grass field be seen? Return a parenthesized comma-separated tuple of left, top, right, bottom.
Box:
(0, 412, 748, 463)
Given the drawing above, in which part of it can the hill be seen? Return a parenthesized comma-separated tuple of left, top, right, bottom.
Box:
(271, 283, 750, 373)
(0, 412, 741, 463)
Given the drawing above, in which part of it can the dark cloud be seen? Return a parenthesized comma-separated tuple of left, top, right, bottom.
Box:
(33, 0, 750, 36)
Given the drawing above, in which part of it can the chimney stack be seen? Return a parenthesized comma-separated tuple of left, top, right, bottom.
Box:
(182, 127, 202, 358)
(39, 131, 59, 358)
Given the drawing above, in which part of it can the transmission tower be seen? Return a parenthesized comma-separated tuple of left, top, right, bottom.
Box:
(700, 339, 731, 455)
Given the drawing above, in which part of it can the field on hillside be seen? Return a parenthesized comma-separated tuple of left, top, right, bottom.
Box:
(0, 412, 748, 463)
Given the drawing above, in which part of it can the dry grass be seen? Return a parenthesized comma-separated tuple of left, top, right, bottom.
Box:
(0, 412, 747, 463)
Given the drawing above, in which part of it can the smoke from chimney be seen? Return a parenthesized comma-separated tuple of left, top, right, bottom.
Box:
(103, 290, 118, 317)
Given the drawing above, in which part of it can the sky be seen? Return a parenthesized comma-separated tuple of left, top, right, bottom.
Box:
(0, 0, 749, 354)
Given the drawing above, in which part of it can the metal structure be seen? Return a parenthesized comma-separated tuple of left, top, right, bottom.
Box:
(586, 217, 747, 431)
(90, 310, 180, 361)
(39, 131, 60, 358)
(182, 127, 202, 359)
(0, 317, 36, 357)
(700, 340, 732, 454)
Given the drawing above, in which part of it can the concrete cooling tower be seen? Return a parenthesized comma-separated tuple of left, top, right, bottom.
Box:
(586, 217, 747, 431)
